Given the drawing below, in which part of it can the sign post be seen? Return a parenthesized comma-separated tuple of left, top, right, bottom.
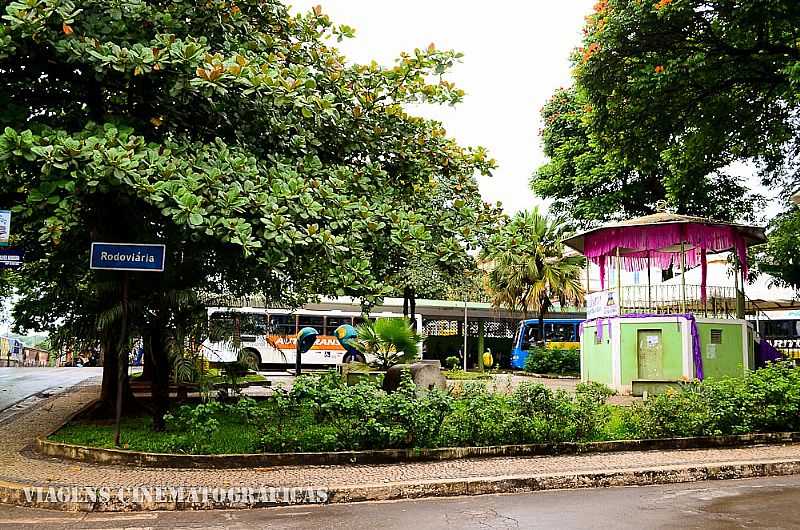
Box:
(90, 242, 166, 447)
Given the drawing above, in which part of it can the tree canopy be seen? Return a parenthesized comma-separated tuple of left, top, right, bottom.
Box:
(0, 0, 501, 322)
(532, 0, 800, 224)
(532, 0, 799, 288)
(0, 0, 502, 421)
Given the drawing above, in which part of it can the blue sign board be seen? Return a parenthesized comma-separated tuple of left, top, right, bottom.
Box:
(90, 242, 165, 272)
(0, 248, 23, 269)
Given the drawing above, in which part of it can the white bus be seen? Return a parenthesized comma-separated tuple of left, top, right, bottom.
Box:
(200, 307, 422, 368)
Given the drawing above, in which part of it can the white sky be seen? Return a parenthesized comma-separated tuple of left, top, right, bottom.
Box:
(291, 0, 596, 213)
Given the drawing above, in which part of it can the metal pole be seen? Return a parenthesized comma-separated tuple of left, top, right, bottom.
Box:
(463, 299, 468, 371)
(114, 271, 129, 448)
(680, 242, 687, 313)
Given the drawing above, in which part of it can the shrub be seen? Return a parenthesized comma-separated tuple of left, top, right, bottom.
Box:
(623, 362, 800, 439)
(263, 369, 453, 451)
(164, 401, 227, 453)
(445, 355, 460, 370)
(523, 347, 580, 375)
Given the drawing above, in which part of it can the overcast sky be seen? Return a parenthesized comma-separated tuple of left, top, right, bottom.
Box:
(292, 0, 596, 213)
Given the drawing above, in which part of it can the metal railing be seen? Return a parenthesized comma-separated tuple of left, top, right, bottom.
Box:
(614, 284, 739, 317)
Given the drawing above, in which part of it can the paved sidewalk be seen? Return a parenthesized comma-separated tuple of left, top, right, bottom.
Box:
(1, 382, 800, 511)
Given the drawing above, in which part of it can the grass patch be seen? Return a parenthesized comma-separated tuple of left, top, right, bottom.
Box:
(443, 369, 493, 380)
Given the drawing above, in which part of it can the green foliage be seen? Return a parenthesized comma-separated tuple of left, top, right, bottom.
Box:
(624, 362, 800, 438)
(51, 364, 800, 454)
(443, 369, 492, 380)
(355, 317, 422, 369)
(523, 347, 580, 375)
(482, 208, 584, 322)
(273, 369, 452, 450)
(755, 209, 800, 291)
(164, 401, 225, 453)
(532, 87, 658, 225)
(0, 0, 503, 403)
(444, 355, 460, 370)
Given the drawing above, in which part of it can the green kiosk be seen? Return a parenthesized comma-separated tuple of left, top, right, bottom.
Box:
(563, 212, 767, 396)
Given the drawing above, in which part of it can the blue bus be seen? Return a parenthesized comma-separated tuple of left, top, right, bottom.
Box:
(510, 318, 583, 370)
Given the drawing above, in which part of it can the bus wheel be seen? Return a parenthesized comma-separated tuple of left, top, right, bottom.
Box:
(342, 352, 366, 364)
(238, 349, 260, 371)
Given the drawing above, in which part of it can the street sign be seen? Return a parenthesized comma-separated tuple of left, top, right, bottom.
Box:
(0, 210, 10, 247)
(0, 248, 23, 269)
(90, 242, 166, 272)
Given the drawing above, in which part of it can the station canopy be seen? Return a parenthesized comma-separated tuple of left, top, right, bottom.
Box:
(562, 212, 767, 300)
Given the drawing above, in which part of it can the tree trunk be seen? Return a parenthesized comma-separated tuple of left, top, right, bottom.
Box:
(409, 288, 416, 330)
(403, 286, 409, 319)
(97, 334, 137, 418)
(144, 326, 170, 432)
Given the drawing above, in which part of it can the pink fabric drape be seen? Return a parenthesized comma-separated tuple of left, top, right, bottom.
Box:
(584, 223, 749, 301)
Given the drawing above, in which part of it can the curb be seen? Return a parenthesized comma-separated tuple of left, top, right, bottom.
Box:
(2, 459, 800, 511)
(36, 428, 800, 468)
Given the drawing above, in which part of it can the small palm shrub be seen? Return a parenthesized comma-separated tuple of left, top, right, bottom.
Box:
(356, 317, 423, 369)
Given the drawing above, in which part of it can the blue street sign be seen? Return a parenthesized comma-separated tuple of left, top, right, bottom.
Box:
(0, 248, 22, 269)
(90, 242, 165, 272)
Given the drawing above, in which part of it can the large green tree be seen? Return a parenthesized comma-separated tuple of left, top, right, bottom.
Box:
(533, 0, 792, 224)
(532, 87, 663, 226)
(0, 0, 500, 423)
(534, 0, 798, 288)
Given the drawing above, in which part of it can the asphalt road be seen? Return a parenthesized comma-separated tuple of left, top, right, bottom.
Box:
(0, 367, 102, 421)
(1, 476, 800, 529)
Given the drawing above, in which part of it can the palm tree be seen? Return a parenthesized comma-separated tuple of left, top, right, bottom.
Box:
(484, 208, 585, 345)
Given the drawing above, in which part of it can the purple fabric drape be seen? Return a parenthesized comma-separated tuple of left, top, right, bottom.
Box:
(756, 340, 783, 368)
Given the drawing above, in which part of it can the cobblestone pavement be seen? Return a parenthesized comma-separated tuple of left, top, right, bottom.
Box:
(1, 381, 799, 493)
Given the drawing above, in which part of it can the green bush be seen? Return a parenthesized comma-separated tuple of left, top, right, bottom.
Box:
(624, 361, 800, 438)
(51, 363, 800, 454)
(445, 355, 460, 370)
(265, 369, 453, 450)
(523, 347, 580, 375)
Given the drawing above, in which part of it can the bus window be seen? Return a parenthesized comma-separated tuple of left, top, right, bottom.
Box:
(325, 316, 352, 335)
(209, 312, 236, 342)
(270, 314, 296, 336)
(521, 324, 541, 350)
(298, 315, 324, 333)
(548, 323, 576, 342)
(240, 313, 268, 335)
